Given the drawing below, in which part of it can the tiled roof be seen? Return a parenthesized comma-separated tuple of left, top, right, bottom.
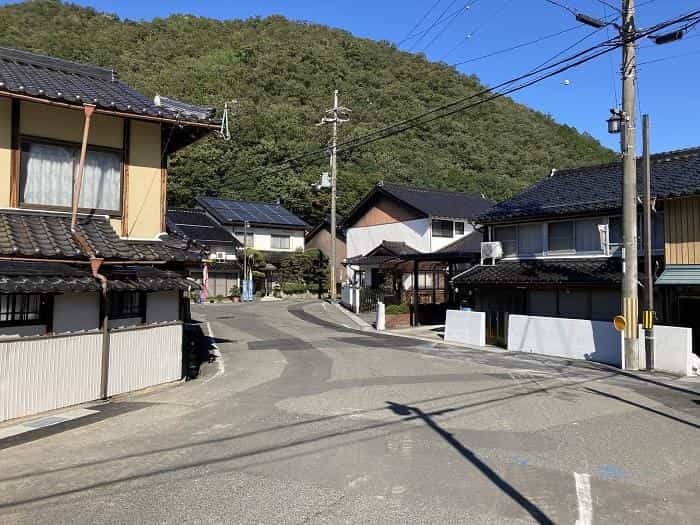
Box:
(345, 241, 419, 265)
(196, 196, 308, 229)
(343, 182, 493, 228)
(453, 258, 623, 286)
(0, 260, 98, 293)
(379, 182, 494, 220)
(436, 231, 483, 255)
(0, 210, 201, 262)
(476, 147, 700, 223)
(0, 261, 196, 293)
(0, 46, 217, 125)
(166, 208, 240, 247)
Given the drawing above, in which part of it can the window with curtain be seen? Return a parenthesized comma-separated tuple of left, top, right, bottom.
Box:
(548, 221, 574, 253)
(455, 222, 465, 235)
(494, 226, 517, 257)
(575, 219, 603, 253)
(109, 292, 144, 319)
(517, 223, 543, 255)
(432, 219, 454, 238)
(20, 140, 122, 214)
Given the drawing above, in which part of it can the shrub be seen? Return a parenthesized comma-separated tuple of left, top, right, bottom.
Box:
(229, 285, 241, 297)
(281, 282, 307, 295)
(386, 303, 410, 315)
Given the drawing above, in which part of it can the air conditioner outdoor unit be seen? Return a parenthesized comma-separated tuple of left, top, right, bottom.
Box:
(480, 241, 503, 266)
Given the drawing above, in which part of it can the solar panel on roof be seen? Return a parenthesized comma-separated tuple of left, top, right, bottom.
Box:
(198, 197, 306, 227)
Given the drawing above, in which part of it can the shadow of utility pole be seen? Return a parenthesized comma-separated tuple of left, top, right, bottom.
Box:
(386, 401, 555, 525)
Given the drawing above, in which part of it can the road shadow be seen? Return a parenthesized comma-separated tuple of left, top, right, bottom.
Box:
(386, 401, 555, 525)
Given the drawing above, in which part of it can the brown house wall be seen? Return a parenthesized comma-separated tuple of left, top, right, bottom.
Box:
(353, 195, 424, 228)
(665, 196, 700, 264)
(306, 227, 347, 284)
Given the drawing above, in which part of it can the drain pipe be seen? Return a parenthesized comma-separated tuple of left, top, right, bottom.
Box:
(91, 257, 111, 399)
(70, 104, 111, 399)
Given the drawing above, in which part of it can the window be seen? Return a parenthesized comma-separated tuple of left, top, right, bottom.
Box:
(494, 226, 517, 257)
(235, 230, 254, 247)
(652, 213, 664, 251)
(432, 219, 454, 238)
(548, 221, 574, 253)
(517, 223, 543, 255)
(271, 234, 290, 249)
(20, 140, 122, 214)
(109, 292, 144, 319)
(575, 219, 603, 254)
(455, 221, 465, 235)
(0, 294, 44, 325)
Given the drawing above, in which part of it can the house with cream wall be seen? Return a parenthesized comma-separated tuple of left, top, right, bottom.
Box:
(0, 46, 218, 422)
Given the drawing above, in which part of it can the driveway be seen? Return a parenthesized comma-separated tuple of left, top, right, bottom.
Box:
(0, 299, 698, 524)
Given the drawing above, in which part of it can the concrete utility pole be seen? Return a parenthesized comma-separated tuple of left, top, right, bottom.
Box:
(319, 90, 350, 301)
(642, 114, 655, 370)
(621, 0, 639, 370)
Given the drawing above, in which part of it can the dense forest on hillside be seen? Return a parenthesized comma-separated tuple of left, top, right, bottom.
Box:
(0, 1, 617, 224)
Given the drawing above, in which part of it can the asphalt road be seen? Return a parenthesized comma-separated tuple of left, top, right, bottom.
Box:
(0, 299, 698, 524)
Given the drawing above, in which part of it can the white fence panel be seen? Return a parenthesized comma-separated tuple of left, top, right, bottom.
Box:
(444, 310, 486, 347)
(636, 324, 697, 376)
(508, 314, 622, 366)
(108, 323, 182, 397)
(0, 332, 102, 422)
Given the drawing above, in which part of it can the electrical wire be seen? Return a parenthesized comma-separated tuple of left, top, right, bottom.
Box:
(450, 24, 582, 66)
(440, 0, 513, 61)
(408, 0, 461, 51)
(421, 2, 477, 54)
(261, 9, 700, 175)
(542, 0, 576, 16)
(397, 0, 444, 46)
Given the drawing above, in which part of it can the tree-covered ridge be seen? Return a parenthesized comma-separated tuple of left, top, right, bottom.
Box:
(0, 0, 617, 225)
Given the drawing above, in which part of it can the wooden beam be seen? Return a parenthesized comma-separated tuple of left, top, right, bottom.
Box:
(160, 123, 167, 233)
(9, 99, 20, 207)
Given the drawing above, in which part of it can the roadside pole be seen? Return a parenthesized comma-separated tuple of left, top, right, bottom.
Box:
(621, 0, 640, 370)
(318, 90, 350, 302)
(642, 114, 655, 370)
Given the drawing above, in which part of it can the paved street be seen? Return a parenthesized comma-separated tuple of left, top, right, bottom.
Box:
(0, 299, 699, 524)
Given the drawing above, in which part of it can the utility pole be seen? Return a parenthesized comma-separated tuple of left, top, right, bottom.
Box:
(642, 114, 655, 370)
(318, 90, 350, 302)
(621, 0, 639, 370)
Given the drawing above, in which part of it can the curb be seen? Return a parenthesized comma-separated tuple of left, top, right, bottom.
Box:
(331, 302, 374, 331)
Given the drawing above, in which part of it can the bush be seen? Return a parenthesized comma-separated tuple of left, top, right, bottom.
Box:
(386, 303, 410, 315)
(229, 285, 241, 297)
(281, 282, 307, 295)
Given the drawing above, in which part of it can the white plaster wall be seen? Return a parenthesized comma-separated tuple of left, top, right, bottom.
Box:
(430, 221, 475, 251)
(507, 314, 622, 366)
(346, 218, 430, 259)
(146, 291, 180, 324)
(231, 227, 304, 252)
(635, 324, 697, 376)
(444, 310, 486, 347)
(53, 293, 100, 333)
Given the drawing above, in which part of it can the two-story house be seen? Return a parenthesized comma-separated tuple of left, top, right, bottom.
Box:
(305, 219, 347, 292)
(454, 147, 699, 354)
(195, 196, 308, 266)
(166, 208, 242, 297)
(343, 182, 493, 296)
(0, 46, 217, 422)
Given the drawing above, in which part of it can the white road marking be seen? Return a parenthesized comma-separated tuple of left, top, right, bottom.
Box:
(203, 321, 225, 383)
(574, 472, 593, 525)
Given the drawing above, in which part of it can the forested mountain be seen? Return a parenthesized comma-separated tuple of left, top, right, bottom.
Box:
(0, 0, 617, 224)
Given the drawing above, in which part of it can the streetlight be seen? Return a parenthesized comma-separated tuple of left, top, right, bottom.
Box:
(607, 109, 624, 135)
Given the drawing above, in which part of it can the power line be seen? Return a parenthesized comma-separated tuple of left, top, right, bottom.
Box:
(451, 24, 582, 66)
(261, 9, 700, 176)
(408, 0, 461, 51)
(542, 0, 576, 16)
(440, 0, 513, 61)
(421, 2, 477, 54)
(398, 0, 444, 46)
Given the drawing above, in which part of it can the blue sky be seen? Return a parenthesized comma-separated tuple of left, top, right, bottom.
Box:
(4, 0, 700, 153)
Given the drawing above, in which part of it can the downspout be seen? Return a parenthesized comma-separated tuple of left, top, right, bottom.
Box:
(70, 104, 111, 399)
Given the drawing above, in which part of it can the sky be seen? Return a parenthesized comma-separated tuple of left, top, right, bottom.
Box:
(4, 0, 700, 153)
